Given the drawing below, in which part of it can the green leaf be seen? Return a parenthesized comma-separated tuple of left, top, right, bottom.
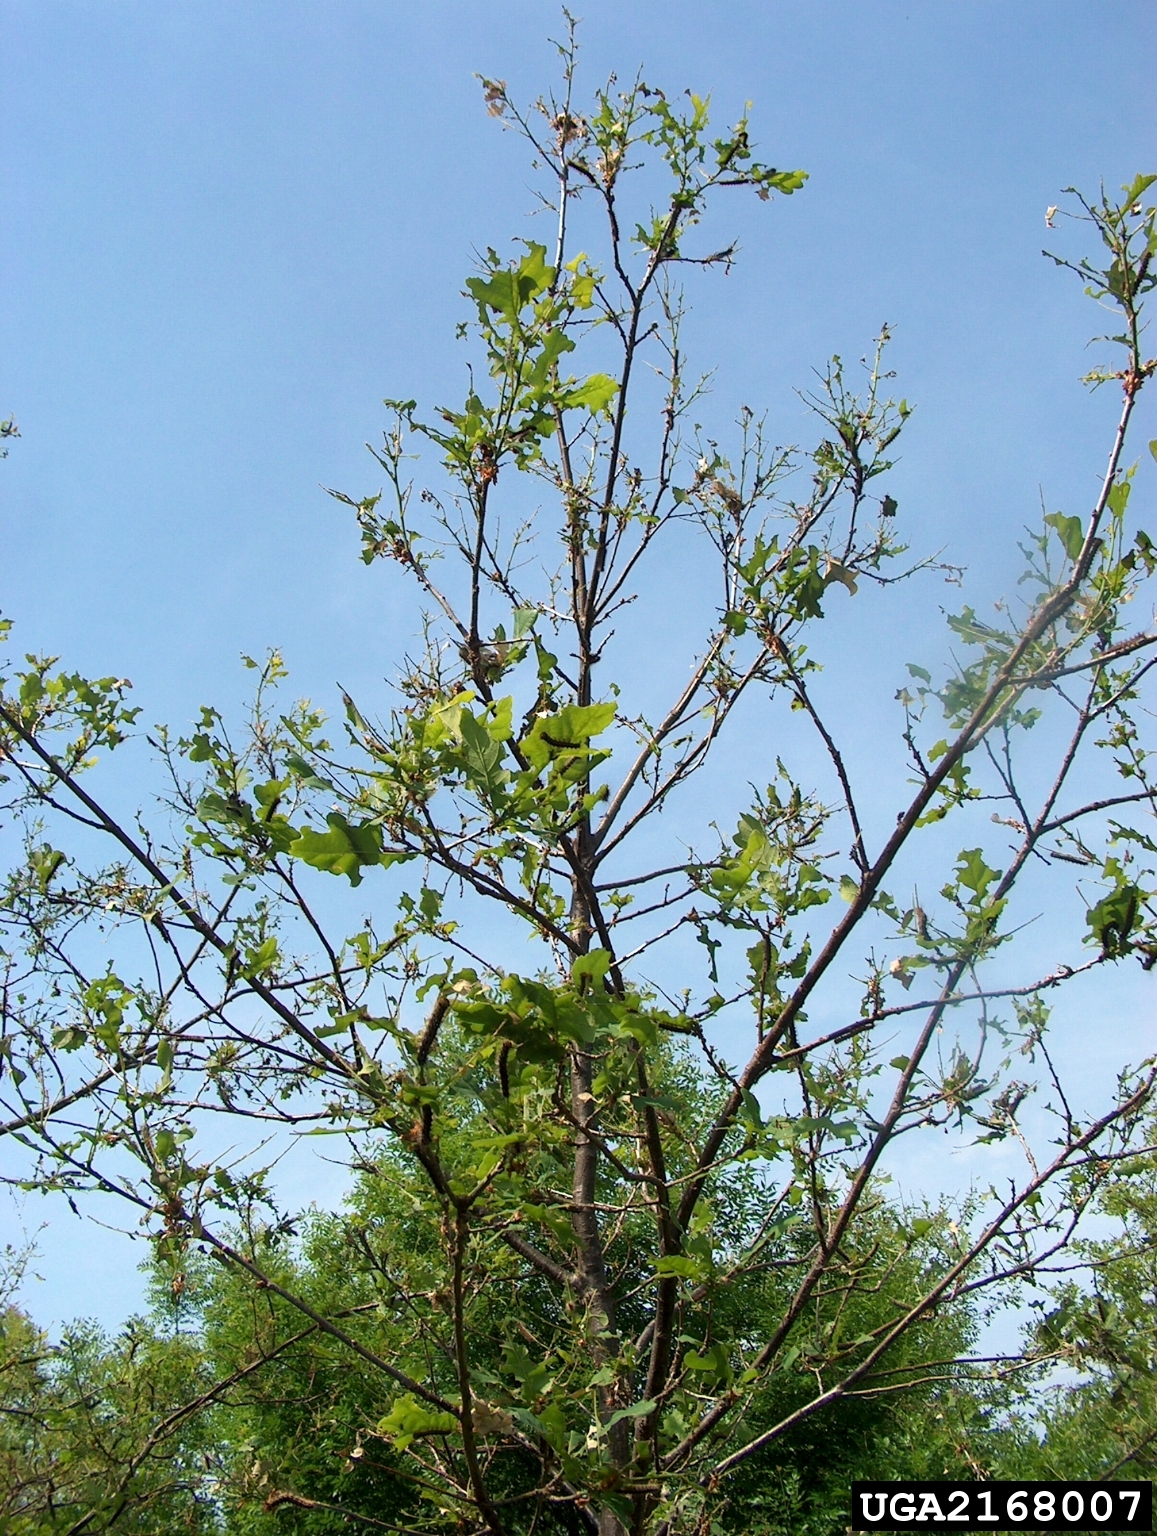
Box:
(654, 1255, 700, 1280)
(1087, 881, 1142, 957)
(838, 875, 860, 903)
(760, 167, 808, 194)
(263, 816, 302, 855)
(465, 242, 554, 322)
(197, 791, 251, 829)
(377, 1393, 458, 1452)
(613, 1007, 657, 1048)
(283, 752, 334, 790)
(253, 777, 289, 810)
(1044, 511, 1084, 561)
(1149, 439, 1157, 465)
(291, 813, 384, 886)
(520, 701, 617, 772)
(565, 373, 618, 416)
(244, 936, 279, 977)
(29, 844, 65, 894)
(481, 696, 513, 743)
(423, 690, 475, 747)
(522, 1202, 572, 1243)
(458, 709, 508, 807)
(572, 949, 612, 987)
(739, 1087, 765, 1133)
(604, 1399, 657, 1429)
(83, 973, 130, 1051)
(1122, 173, 1157, 206)
(954, 847, 999, 900)
(684, 1343, 730, 1378)
(1106, 477, 1133, 519)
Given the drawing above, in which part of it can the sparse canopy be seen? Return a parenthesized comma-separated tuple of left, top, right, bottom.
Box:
(2, 28, 1156, 1536)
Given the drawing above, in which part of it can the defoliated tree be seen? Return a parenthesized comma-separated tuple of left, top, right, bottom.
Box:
(2, 28, 1156, 1536)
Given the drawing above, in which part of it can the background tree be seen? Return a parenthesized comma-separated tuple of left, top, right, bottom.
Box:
(1, 28, 1155, 1536)
(173, 1135, 1001, 1536)
(0, 1244, 220, 1533)
(1006, 1109, 1157, 1486)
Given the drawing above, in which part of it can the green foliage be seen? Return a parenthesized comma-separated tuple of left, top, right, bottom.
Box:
(993, 1113, 1157, 1485)
(0, 1252, 216, 1533)
(146, 1099, 1002, 1536)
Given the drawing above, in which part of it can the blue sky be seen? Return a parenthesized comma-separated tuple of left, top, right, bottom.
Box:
(2, 1, 1155, 1330)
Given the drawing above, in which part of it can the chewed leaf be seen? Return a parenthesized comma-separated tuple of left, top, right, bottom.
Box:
(824, 557, 858, 595)
(1044, 511, 1084, 561)
(1086, 882, 1141, 957)
(565, 373, 618, 416)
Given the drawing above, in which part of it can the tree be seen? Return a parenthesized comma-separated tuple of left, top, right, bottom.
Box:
(1009, 1109, 1157, 1485)
(173, 1072, 998, 1535)
(0, 1245, 218, 1533)
(2, 26, 1155, 1535)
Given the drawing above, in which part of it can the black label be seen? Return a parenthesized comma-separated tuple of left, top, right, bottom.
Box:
(850, 1482, 1152, 1532)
